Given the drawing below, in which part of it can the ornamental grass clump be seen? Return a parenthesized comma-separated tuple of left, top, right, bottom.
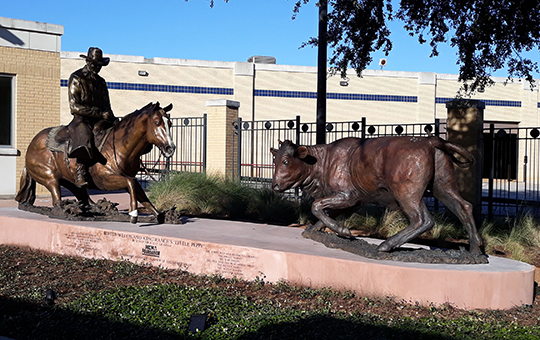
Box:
(480, 213, 540, 263)
(148, 172, 255, 218)
(148, 172, 300, 224)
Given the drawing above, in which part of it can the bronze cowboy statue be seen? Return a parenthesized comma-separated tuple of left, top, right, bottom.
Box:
(16, 46, 176, 224)
(67, 47, 118, 187)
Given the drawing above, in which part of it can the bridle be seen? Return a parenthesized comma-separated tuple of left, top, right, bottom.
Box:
(110, 110, 171, 181)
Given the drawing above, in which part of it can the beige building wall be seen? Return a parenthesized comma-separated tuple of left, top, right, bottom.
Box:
(59, 46, 540, 188)
(61, 53, 235, 124)
(0, 17, 63, 196)
(60, 51, 540, 132)
(435, 75, 538, 126)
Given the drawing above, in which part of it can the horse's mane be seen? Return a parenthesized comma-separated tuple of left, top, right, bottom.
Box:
(115, 102, 157, 129)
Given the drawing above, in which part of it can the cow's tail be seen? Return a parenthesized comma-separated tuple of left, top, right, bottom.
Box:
(431, 137, 475, 168)
(15, 167, 36, 205)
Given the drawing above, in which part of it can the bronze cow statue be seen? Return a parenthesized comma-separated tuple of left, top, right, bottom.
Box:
(270, 137, 483, 254)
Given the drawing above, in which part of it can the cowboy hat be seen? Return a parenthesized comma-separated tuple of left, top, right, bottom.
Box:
(80, 47, 110, 66)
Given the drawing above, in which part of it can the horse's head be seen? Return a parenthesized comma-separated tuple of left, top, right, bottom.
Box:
(146, 102, 176, 158)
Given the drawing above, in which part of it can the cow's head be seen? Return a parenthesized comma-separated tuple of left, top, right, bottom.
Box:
(270, 140, 312, 192)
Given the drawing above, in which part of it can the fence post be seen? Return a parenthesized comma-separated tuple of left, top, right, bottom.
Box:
(488, 123, 495, 220)
(361, 117, 366, 139)
(202, 113, 207, 173)
(295, 115, 301, 145)
(445, 99, 485, 225)
(205, 99, 240, 178)
(237, 117, 242, 181)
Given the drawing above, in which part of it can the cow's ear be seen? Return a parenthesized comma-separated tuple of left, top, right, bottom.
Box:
(270, 147, 278, 156)
(297, 146, 308, 159)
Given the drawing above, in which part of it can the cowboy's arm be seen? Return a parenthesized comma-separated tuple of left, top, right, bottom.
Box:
(100, 79, 116, 121)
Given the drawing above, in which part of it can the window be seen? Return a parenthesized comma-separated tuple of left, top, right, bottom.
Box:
(0, 75, 13, 146)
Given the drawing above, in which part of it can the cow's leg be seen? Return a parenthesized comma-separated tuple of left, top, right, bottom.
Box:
(433, 153, 483, 255)
(434, 184, 483, 255)
(377, 199, 434, 252)
(311, 194, 354, 237)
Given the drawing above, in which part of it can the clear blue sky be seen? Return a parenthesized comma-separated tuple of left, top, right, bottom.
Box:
(3, 0, 539, 79)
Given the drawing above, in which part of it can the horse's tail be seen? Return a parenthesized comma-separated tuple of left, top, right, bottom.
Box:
(15, 166, 36, 205)
(431, 137, 475, 168)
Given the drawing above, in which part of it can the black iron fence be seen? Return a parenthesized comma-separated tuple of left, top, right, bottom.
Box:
(483, 124, 540, 217)
(233, 116, 444, 191)
(136, 113, 540, 218)
(137, 115, 207, 184)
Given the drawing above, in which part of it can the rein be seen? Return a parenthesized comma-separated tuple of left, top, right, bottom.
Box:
(139, 158, 161, 182)
(111, 126, 135, 179)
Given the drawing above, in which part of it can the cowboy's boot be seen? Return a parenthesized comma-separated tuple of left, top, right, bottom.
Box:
(75, 163, 88, 188)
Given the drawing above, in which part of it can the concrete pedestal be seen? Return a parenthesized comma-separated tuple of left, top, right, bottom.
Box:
(0, 207, 534, 310)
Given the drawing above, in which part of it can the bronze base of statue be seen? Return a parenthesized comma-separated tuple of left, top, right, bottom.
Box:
(301, 226, 489, 264)
(18, 198, 184, 225)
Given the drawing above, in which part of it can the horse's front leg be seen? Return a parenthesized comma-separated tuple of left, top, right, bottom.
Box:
(127, 178, 164, 224)
(125, 178, 142, 223)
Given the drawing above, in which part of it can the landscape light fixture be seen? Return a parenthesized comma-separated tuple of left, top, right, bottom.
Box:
(138, 70, 149, 77)
(45, 289, 57, 305)
(188, 314, 207, 333)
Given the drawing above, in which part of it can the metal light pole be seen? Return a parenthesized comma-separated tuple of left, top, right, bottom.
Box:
(316, 0, 327, 145)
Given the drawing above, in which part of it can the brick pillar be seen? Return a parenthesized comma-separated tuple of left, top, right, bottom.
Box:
(205, 99, 240, 178)
(445, 100, 485, 223)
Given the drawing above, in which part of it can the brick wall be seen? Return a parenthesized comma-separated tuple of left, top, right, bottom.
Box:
(0, 46, 61, 195)
(205, 100, 239, 177)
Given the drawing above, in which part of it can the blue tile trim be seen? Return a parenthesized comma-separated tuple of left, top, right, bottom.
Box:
(255, 89, 417, 102)
(60, 80, 234, 95)
(538, 102, 540, 108)
(254, 89, 317, 99)
(436, 97, 522, 107)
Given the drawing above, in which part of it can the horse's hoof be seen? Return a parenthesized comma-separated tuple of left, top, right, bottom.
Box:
(129, 210, 138, 224)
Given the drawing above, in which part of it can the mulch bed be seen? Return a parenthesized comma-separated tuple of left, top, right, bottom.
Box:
(1, 244, 539, 328)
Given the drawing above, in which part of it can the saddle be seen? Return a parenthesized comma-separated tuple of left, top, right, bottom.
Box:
(46, 123, 153, 156)
(46, 125, 112, 154)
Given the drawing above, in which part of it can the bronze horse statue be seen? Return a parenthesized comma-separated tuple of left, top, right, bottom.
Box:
(15, 102, 176, 223)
